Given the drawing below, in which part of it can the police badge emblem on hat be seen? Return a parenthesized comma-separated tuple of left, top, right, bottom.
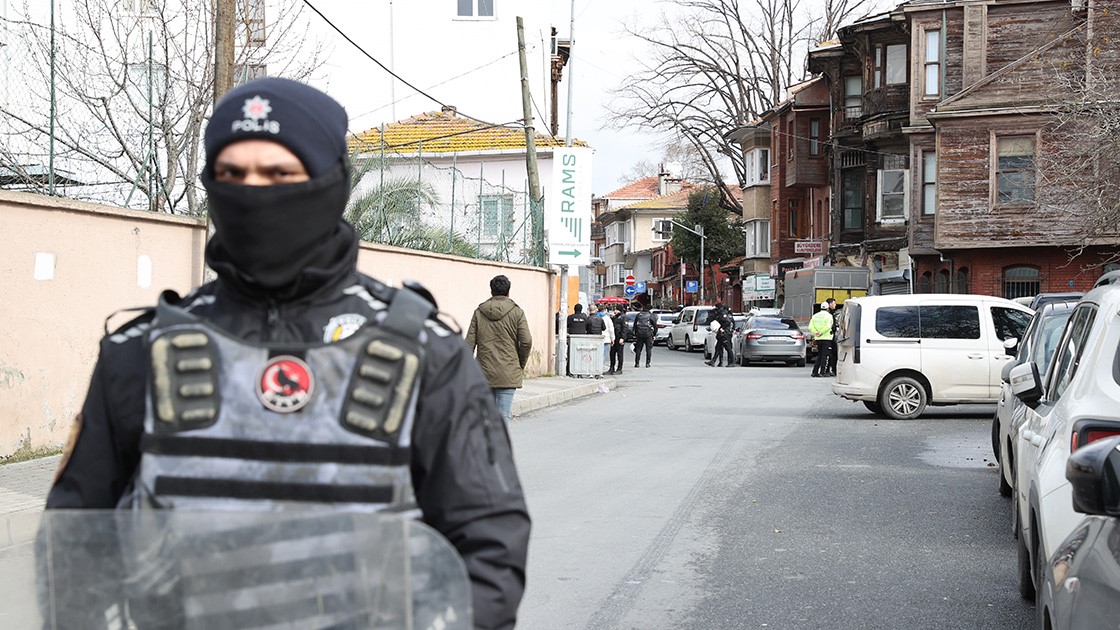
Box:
(323, 313, 367, 343)
(257, 355, 314, 413)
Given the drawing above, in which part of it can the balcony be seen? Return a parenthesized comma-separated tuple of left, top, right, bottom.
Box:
(863, 85, 908, 119)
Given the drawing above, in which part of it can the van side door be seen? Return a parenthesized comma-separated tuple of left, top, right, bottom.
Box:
(918, 303, 989, 401)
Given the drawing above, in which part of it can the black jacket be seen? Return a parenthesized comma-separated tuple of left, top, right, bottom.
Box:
(46, 232, 531, 630)
(566, 312, 589, 334)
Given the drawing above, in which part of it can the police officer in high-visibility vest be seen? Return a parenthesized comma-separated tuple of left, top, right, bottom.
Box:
(809, 299, 836, 378)
(45, 78, 530, 630)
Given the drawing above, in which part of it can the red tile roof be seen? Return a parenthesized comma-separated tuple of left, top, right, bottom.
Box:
(601, 176, 662, 200)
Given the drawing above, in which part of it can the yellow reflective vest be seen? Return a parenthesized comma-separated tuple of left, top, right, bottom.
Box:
(809, 310, 834, 340)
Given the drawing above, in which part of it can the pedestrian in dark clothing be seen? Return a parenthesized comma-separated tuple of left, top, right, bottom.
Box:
(609, 308, 626, 374)
(706, 304, 735, 367)
(565, 304, 589, 377)
(827, 298, 839, 377)
(632, 304, 655, 367)
(586, 304, 605, 335)
(566, 303, 589, 335)
(44, 78, 530, 630)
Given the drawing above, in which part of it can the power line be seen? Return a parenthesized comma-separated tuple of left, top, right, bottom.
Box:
(301, 0, 517, 129)
(351, 49, 521, 124)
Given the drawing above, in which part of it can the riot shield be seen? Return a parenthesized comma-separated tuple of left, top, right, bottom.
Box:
(0, 510, 471, 629)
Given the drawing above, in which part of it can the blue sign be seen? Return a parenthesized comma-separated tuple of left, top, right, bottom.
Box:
(624, 285, 637, 297)
(634, 281, 647, 293)
(685, 280, 698, 293)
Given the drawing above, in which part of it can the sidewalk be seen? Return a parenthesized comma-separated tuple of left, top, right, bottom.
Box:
(0, 376, 617, 517)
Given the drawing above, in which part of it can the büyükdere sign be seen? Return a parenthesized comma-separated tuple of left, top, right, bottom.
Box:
(794, 241, 824, 254)
(546, 147, 593, 266)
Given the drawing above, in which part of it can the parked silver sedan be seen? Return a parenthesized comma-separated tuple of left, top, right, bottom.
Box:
(732, 315, 806, 367)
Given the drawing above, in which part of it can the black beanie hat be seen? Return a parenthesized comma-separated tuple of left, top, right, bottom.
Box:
(204, 77, 349, 178)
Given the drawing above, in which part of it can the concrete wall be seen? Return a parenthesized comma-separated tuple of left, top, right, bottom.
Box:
(0, 191, 554, 457)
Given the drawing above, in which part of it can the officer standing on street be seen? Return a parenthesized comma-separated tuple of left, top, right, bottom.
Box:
(810, 299, 836, 378)
(44, 78, 530, 630)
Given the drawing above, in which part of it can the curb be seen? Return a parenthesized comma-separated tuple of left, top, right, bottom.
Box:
(511, 377, 617, 417)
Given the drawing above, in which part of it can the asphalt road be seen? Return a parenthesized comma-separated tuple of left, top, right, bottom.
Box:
(512, 344, 1034, 630)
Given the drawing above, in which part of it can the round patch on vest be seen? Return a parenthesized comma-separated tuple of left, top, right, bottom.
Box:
(323, 313, 367, 343)
(257, 355, 315, 413)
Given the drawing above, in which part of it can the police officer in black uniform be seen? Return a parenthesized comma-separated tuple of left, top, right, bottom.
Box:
(44, 78, 530, 630)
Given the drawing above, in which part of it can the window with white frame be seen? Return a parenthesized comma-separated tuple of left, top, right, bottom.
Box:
(126, 62, 167, 103)
(121, 0, 155, 14)
(921, 150, 937, 215)
(235, 64, 268, 85)
(995, 136, 1035, 205)
(745, 220, 770, 258)
(745, 148, 770, 187)
(457, 0, 495, 18)
(606, 221, 627, 246)
(652, 218, 673, 242)
(479, 195, 513, 239)
(241, 0, 266, 48)
(607, 263, 626, 286)
(924, 30, 941, 97)
(877, 160, 908, 221)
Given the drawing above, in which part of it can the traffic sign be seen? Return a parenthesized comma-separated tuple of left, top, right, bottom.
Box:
(685, 280, 698, 293)
(634, 281, 646, 293)
(624, 285, 637, 297)
(625, 275, 635, 286)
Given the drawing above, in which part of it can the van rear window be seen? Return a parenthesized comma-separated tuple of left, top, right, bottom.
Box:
(876, 306, 919, 338)
(874, 305, 981, 339)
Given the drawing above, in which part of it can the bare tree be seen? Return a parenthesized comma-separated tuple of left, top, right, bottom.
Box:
(1036, 8, 1120, 263)
(607, 0, 880, 211)
(0, 0, 323, 215)
(617, 136, 712, 184)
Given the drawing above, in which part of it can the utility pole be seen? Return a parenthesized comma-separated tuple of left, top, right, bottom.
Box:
(214, 0, 236, 105)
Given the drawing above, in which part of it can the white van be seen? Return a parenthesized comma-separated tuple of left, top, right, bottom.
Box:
(831, 294, 1033, 419)
(667, 306, 715, 352)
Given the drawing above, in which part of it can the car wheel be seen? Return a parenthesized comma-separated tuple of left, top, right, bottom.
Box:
(667, 336, 676, 351)
(796, 357, 807, 367)
(1018, 524, 1036, 601)
(685, 335, 696, 352)
(862, 400, 885, 415)
(878, 376, 927, 420)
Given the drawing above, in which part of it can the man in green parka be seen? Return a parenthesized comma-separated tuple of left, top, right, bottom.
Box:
(466, 275, 533, 424)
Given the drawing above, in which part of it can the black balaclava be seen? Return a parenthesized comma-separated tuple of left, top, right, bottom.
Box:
(201, 77, 355, 300)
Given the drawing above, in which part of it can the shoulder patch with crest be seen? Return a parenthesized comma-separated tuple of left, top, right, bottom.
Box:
(323, 313, 367, 343)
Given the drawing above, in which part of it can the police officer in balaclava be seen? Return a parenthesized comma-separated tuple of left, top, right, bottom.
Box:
(46, 77, 530, 630)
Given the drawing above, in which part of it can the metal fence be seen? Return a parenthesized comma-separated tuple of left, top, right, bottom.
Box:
(0, 8, 545, 267)
(347, 146, 544, 266)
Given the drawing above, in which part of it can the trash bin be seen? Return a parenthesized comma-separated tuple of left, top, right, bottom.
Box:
(568, 334, 604, 377)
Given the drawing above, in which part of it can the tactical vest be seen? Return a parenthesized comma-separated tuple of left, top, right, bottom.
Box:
(123, 288, 432, 513)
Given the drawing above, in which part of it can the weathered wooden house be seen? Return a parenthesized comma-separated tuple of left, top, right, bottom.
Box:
(910, 0, 1119, 297)
(810, 0, 1119, 297)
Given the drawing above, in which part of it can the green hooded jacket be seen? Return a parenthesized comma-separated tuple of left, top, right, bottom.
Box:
(466, 296, 533, 388)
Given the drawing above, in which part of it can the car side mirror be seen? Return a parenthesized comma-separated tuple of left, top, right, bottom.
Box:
(1066, 436, 1120, 516)
(1009, 362, 1043, 409)
(1003, 337, 1019, 357)
(673, 316, 680, 324)
(1001, 359, 1017, 384)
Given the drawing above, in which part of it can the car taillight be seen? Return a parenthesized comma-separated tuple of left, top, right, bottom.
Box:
(791, 333, 804, 340)
(746, 333, 762, 340)
(1070, 421, 1120, 452)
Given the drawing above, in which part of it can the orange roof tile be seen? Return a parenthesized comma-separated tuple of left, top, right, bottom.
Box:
(624, 184, 739, 210)
(350, 110, 588, 154)
(601, 176, 661, 200)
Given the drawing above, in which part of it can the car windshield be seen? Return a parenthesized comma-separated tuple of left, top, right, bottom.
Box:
(657, 314, 675, 323)
(752, 317, 799, 330)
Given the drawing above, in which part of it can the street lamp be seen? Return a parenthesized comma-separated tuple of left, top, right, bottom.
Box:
(666, 220, 706, 303)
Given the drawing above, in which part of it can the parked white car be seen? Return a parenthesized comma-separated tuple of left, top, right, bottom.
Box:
(1010, 271, 1120, 601)
(832, 294, 1033, 419)
(993, 301, 1076, 498)
(653, 312, 676, 345)
(667, 306, 715, 352)
(703, 315, 746, 360)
